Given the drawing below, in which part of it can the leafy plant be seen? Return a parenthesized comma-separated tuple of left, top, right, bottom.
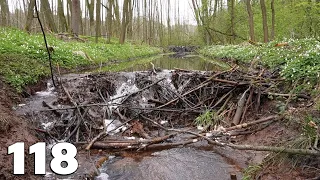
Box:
(242, 164, 262, 180)
(194, 109, 224, 128)
(200, 38, 320, 88)
(194, 110, 215, 127)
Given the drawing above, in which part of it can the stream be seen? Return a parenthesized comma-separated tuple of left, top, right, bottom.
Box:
(16, 54, 255, 180)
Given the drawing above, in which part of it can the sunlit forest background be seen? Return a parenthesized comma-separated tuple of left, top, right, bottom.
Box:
(0, 0, 319, 46)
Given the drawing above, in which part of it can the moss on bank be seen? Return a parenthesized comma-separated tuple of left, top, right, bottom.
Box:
(0, 28, 161, 92)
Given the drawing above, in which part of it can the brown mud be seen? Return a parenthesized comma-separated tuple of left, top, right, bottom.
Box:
(0, 79, 39, 180)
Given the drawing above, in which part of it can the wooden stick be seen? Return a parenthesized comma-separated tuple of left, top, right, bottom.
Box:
(226, 115, 279, 131)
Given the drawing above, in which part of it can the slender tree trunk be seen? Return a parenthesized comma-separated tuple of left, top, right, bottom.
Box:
(228, 0, 235, 43)
(127, 1, 133, 39)
(260, 0, 269, 42)
(96, 0, 101, 43)
(25, 0, 36, 32)
(106, 0, 113, 43)
(143, 0, 147, 43)
(58, 0, 68, 32)
(113, 0, 120, 37)
(86, 0, 95, 35)
(246, 0, 255, 41)
(41, 0, 58, 32)
(167, 0, 171, 45)
(270, 0, 275, 40)
(136, 0, 140, 41)
(0, 0, 10, 26)
(148, 0, 152, 45)
(71, 0, 81, 35)
(119, 0, 130, 44)
(67, 0, 72, 29)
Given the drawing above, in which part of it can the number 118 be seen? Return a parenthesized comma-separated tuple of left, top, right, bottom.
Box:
(8, 142, 78, 175)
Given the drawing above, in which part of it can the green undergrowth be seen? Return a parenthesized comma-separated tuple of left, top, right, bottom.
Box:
(0, 28, 161, 92)
(200, 39, 320, 85)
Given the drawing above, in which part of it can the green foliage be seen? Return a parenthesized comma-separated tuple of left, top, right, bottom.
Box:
(0, 54, 48, 92)
(242, 165, 262, 180)
(194, 109, 223, 127)
(0, 28, 161, 91)
(194, 110, 214, 127)
(200, 38, 320, 85)
(200, 45, 259, 62)
(198, 0, 320, 44)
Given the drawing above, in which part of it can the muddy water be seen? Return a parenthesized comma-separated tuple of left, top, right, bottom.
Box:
(15, 55, 251, 180)
(98, 147, 245, 180)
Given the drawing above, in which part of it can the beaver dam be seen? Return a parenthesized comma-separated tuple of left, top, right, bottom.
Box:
(16, 55, 316, 179)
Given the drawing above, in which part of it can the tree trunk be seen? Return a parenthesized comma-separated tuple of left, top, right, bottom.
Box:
(228, 0, 235, 43)
(0, 0, 10, 26)
(246, 0, 255, 41)
(86, 0, 95, 35)
(58, 0, 68, 32)
(106, 0, 113, 43)
(167, 0, 171, 45)
(67, 0, 72, 29)
(95, 0, 101, 43)
(127, 1, 133, 39)
(119, 0, 130, 44)
(148, 0, 152, 45)
(113, 0, 120, 37)
(25, 0, 36, 32)
(71, 0, 81, 35)
(41, 0, 57, 32)
(270, 0, 275, 40)
(260, 0, 269, 42)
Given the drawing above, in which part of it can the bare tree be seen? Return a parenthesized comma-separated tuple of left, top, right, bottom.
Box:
(58, 0, 68, 32)
(86, 0, 95, 35)
(106, 0, 113, 43)
(0, 0, 10, 26)
(246, 0, 255, 41)
(71, 0, 81, 35)
(120, 0, 131, 44)
(41, 0, 57, 32)
(260, 0, 269, 42)
(25, 0, 36, 32)
(228, 0, 235, 43)
(95, 0, 101, 43)
(271, 0, 275, 40)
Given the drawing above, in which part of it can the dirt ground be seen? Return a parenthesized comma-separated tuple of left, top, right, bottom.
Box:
(239, 101, 320, 180)
(0, 79, 39, 180)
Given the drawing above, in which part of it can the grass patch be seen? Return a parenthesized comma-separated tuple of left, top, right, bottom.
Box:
(200, 39, 320, 85)
(0, 28, 161, 92)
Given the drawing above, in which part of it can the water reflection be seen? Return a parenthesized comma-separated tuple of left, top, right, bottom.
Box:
(99, 54, 229, 72)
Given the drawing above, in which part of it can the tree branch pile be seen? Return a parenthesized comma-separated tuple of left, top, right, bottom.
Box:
(33, 67, 317, 156)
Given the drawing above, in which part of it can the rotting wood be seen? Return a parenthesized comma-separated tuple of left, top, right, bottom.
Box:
(232, 87, 249, 126)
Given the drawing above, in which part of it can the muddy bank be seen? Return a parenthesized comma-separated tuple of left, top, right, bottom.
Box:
(0, 79, 39, 180)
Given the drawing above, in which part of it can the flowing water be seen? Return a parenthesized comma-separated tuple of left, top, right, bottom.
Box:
(15, 55, 253, 180)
